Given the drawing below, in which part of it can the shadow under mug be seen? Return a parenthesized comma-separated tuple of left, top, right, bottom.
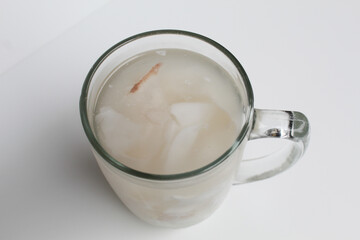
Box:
(80, 30, 310, 228)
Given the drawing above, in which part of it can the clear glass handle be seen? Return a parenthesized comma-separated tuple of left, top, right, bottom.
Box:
(235, 109, 310, 184)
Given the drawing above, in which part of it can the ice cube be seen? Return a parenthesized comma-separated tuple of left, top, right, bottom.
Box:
(166, 124, 201, 171)
(170, 102, 215, 127)
(95, 107, 140, 157)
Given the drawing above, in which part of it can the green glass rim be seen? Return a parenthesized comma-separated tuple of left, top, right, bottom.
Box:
(79, 29, 254, 181)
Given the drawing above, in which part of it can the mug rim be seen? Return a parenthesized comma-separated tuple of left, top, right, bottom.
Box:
(79, 29, 254, 181)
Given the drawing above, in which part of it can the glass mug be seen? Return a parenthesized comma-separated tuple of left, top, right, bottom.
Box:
(80, 30, 310, 228)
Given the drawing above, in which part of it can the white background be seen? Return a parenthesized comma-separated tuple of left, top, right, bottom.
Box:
(1, 0, 359, 239)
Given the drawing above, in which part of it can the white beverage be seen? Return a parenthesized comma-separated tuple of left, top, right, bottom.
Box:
(91, 48, 246, 227)
(94, 49, 243, 175)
